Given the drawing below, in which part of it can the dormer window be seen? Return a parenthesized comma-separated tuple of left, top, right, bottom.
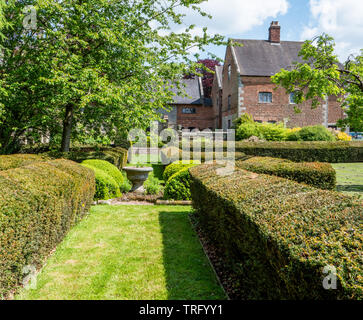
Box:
(259, 92, 272, 103)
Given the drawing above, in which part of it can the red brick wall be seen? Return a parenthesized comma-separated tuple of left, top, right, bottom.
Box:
(240, 76, 344, 127)
(175, 104, 215, 130)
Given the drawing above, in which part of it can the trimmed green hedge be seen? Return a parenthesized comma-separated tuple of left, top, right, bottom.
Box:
(45, 146, 128, 169)
(151, 163, 166, 180)
(190, 163, 362, 299)
(236, 156, 336, 190)
(0, 159, 95, 298)
(163, 160, 200, 182)
(164, 167, 193, 200)
(81, 163, 122, 200)
(234, 141, 363, 163)
(0, 154, 49, 171)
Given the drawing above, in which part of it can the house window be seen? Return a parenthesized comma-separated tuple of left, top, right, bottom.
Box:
(289, 92, 297, 104)
(228, 64, 231, 81)
(258, 92, 272, 103)
(228, 119, 231, 129)
(227, 95, 231, 111)
(182, 107, 196, 114)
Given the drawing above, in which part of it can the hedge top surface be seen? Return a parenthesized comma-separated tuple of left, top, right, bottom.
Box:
(0, 154, 49, 171)
(189, 163, 363, 298)
(235, 141, 363, 149)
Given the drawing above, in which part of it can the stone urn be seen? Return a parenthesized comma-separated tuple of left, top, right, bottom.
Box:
(123, 167, 153, 193)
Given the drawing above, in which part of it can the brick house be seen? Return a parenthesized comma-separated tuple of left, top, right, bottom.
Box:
(160, 77, 215, 130)
(211, 21, 345, 129)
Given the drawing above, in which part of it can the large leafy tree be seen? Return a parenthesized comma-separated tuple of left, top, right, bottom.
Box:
(272, 34, 363, 131)
(0, 0, 224, 153)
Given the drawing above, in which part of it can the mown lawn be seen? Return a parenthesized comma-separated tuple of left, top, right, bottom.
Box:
(332, 163, 363, 197)
(17, 205, 225, 300)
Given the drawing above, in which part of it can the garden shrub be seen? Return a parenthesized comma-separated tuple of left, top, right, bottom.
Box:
(45, 146, 128, 170)
(164, 167, 193, 200)
(236, 122, 258, 140)
(257, 122, 287, 141)
(144, 172, 163, 195)
(190, 163, 362, 299)
(0, 154, 49, 171)
(286, 125, 336, 141)
(163, 160, 200, 182)
(81, 159, 126, 190)
(0, 159, 95, 298)
(81, 163, 121, 200)
(235, 141, 363, 163)
(236, 156, 336, 189)
(151, 163, 166, 180)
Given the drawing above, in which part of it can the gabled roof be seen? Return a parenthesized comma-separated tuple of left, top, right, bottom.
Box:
(170, 77, 204, 105)
(231, 39, 305, 76)
(214, 65, 223, 89)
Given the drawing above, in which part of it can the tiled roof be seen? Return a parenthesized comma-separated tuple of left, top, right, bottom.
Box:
(231, 39, 305, 76)
(170, 77, 203, 105)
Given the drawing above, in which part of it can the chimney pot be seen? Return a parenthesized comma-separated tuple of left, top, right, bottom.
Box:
(269, 21, 281, 43)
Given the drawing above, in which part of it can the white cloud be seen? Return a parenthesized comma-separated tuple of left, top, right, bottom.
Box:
(301, 0, 363, 62)
(180, 0, 289, 35)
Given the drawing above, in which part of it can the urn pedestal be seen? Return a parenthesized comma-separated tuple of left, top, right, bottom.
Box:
(123, 167, 153, 193)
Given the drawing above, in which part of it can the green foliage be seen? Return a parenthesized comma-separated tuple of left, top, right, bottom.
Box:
(232, 113, 254, 128)
(45, 147, 128, 170)
(0, 154, 49, 171)
(164, 168, 193, 200)
(144, 172, 163, 195)
(286, 125, 336, 141)
(236, 122, 258, 140)
(235, 141, 363, 163)
(257, 122, 287, 141)
(237, 156, 336, 190)
(81, 159, 125, 190)
(272, 34, 363, 131)
(81, 163, 121, 200)
(190, 163, 362, 299)
(0, 1, 225, 153)
(0, 159, 95, 298)
(151, 163, 166, 180)
(163, 160, 200, 182)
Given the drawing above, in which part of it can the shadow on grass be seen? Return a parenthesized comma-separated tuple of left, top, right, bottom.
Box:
(158, 211, 225, 300)
(336, 185, 363, 194)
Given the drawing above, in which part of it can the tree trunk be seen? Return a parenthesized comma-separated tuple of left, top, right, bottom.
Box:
(61, 103, 74, 152)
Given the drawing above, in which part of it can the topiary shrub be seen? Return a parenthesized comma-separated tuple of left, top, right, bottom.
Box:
(236, 156, 336, 190)
(0, 159, 95, 298)
(190, 163, 362, 299)
(287, 125, 336, 141)
(81, 163, 121, 200)
(151, 163, 166, 180)
(163, 160, 200, 182)
(164, 167, 192, 200)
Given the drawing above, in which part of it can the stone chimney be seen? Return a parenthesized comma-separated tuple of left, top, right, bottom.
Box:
(269, 21, 280, 43)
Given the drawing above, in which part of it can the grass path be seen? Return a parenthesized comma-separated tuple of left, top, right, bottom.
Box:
(332, 163, 363, 197)
(17, 205, 225, 300)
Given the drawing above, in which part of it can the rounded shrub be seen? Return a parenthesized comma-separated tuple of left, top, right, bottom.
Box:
(236, 122, 258, 140)
(163, 160, 200, 182)
(81, 163, 121, 200)
(256, 123, 287, 141)
(144, 172, 163, 195)
(164, 167, 192, 200)
(287, 125, 336, 141)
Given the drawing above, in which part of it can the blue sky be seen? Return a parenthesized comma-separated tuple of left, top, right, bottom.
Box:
(179, 0, 363, 63)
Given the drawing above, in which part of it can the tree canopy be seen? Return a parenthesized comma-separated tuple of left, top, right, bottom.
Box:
(272, 34, 363, 131)
(0, 0, 225, 153)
